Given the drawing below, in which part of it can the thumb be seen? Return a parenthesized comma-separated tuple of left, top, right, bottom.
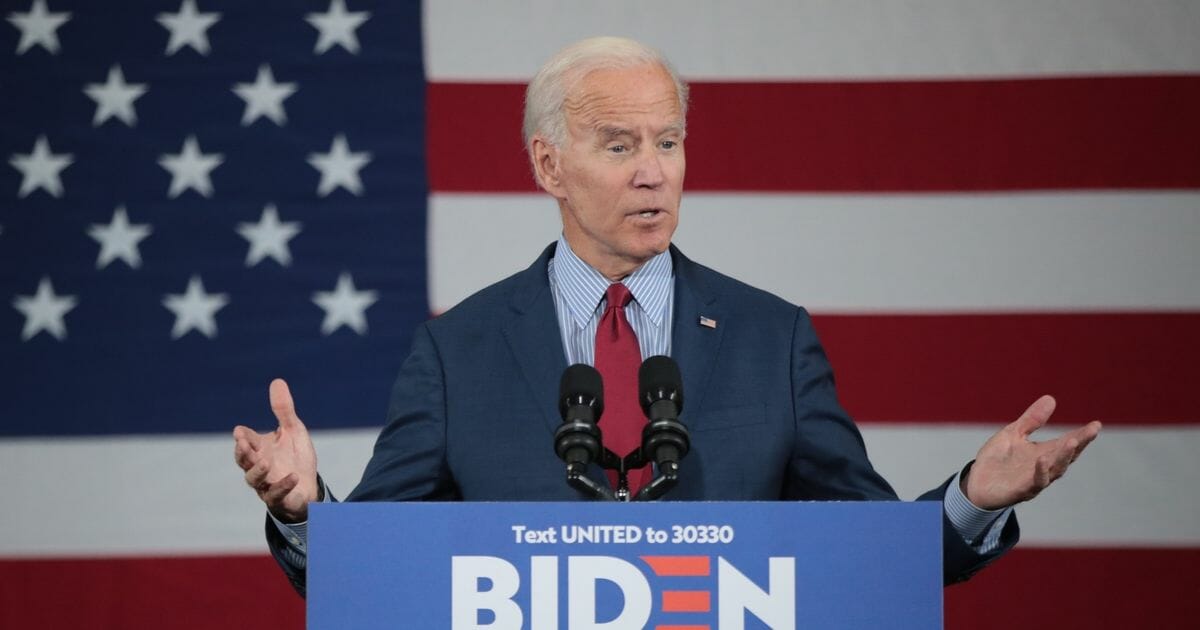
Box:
(1012, 394, 1056, 437)
(269, 378, 304, 431)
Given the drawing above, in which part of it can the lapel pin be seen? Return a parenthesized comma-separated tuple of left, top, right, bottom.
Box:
(699, 316, 717, 329)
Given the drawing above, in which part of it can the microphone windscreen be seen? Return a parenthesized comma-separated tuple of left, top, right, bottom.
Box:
(560, 363, 603, 402)
(639, 355, 683, 407)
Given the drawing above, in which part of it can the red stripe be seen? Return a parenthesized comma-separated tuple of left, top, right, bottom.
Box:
(946, 548, 1200, 629)
(812, 312, 1200, 425)
(0, 555, 303, 630)
(662, 590, 712, 613)
(427, 76, 1200, 192)
(640, 555, 712, 576)
(427, 83, 531, 192)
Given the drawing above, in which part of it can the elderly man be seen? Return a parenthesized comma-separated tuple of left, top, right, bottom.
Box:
(233, 36, 1101, 595)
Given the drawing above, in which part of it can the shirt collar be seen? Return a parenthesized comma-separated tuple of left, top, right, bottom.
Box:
(551, 235, 673, 330)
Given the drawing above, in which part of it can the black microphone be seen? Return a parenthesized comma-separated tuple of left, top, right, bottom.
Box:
(554, 364, 604, 468)
(638, 356, 689, 472)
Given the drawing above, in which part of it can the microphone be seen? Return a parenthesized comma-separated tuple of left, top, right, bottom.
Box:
(554, 364, 604, 468)
(638, 356, 690, 473)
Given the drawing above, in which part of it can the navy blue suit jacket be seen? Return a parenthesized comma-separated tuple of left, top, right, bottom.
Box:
(268, 243, 1017, 592)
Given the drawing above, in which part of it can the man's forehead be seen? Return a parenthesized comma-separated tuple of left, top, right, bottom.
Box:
(563, 65, 683, 130)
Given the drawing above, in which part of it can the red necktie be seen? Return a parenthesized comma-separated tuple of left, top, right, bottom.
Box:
(594, 283, 649, 496)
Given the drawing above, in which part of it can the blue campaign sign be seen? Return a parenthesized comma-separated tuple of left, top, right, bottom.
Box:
(308, 501, 942, 629)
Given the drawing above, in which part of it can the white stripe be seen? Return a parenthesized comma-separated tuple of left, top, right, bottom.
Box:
(0, 430, 377, 557)
(429, 192, 1200, 314)
(428, 193, 561, 312)
(1, 425, 1195, 554)
(424, 0, 1200, 80)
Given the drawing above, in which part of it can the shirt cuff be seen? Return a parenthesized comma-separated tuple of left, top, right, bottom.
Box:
(269, 512, 309, 552)
(267, 477, 332, 551)
(944, 468, 1009, 547)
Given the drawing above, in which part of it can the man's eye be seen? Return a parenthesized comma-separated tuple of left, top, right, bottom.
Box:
(660, 140, 677, 150)
(608, 145, 627, 154)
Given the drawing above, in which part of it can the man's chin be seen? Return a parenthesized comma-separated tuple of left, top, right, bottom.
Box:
(634, 224, 675, 253)
(628, 240, 671, 263)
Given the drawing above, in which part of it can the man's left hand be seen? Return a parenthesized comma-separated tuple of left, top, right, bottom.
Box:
(964, 395, 1102, 510)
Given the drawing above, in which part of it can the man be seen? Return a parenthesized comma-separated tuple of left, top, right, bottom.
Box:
(233, 37, 1101, 596)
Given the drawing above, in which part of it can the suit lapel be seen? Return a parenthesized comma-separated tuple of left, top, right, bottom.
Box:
(501, 244, 570, 436)
(670, 246, 725, 430)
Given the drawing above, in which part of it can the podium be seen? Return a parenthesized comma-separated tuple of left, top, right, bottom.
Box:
(309, 501, 942, 629)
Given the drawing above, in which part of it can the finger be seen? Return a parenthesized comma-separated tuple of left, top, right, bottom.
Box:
(1011, 395, 1057, 438)
(1034, 453, 1055, 490)
(244, 459, 271, 491)
(1040, 441, 1077, 482)
(1063, 420, 1103, 462)
(261, 472, 299, 507)
(1041, 421, 1102, 478)
(232, 425, 264, 451)
(1045, 420, 1101, 453)
(1063, 420, 1102, 445)
(233, 438, 259, 471)
(269, 379, 304, 431)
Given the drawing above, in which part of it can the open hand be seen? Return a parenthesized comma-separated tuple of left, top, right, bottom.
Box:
(964, 395, 1102, 510)
(233, 379, 319, 522)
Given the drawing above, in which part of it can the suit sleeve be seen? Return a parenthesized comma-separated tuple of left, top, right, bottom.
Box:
(785, 307, 1018, 585)
(265, 322, 459, 597)
(784, 307, 899, 502)
(919, 474, 1020, 585)
(346, 322, 460, 502)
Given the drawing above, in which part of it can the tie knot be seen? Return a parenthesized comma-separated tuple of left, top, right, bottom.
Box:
(605, 283, 633, 309)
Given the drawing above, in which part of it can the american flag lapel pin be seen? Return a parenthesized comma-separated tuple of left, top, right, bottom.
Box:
(699, 316, 717, 329)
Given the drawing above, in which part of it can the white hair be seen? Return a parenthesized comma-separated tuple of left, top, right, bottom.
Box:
(522, 36, 689, 150)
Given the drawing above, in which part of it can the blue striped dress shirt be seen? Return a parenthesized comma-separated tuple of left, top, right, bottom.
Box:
(547, 235, 674, 365)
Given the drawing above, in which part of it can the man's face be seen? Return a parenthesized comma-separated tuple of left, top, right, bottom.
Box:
(540, 63, 686, 279)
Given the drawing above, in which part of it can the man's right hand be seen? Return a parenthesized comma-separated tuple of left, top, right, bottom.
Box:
(233, 378, 320, 523)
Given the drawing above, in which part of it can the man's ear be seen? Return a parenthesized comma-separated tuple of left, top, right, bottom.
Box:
(530, 135, 563, 195)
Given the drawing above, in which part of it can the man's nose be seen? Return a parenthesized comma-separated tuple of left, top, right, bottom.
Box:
(631, 149, 665, 189)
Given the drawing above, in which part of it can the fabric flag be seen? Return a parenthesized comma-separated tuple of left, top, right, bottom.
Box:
(2, 0, 425, 626)
(4, 1, 1199, 628)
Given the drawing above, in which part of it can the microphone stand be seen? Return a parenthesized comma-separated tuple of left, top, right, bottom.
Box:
(632, 460, 678, 502)
(617, 448, 679, 502)
(565, 447, 678, 502)
(566, 446, 621, 501)
(569, 447, 678, 502)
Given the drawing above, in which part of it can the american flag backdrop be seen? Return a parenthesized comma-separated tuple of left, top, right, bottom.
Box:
(2, 1, 1198, 628)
